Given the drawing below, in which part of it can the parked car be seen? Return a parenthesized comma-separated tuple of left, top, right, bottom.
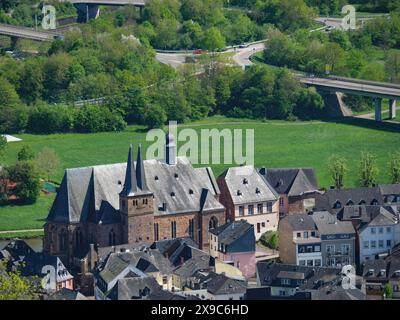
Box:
(193, 49, 203, 54)
(239, 43, 249, 48)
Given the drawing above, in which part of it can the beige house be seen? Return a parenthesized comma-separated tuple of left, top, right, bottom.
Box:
(217, 165, 279, 240)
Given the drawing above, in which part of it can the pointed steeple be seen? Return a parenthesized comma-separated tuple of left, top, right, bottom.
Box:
(136, 144, 148, 191)
(120, 144, 138, 197)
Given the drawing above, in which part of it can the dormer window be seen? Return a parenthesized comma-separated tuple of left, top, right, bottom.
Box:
(346, 200, 354, 206)
(371, 199, 378, 205)
(155, 176, 159, 181)
(359, 200, 366, 205)
(333, 200, 342, 209)
(174, 173, 179, 179)
(171, 192, 176, 197)
(379, 269, 386, 277)
(237, 190, 242, 196)
(189, 189, 194, 195)
(243, 178, 248, 185)
(118, 180, 122, 185)
(256, 187, 261, 194)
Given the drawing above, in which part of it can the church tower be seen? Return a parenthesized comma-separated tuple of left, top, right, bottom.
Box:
(120, 144, 154, 244)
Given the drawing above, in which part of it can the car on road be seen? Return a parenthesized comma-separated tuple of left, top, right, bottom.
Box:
(239, 43, 249, 48)
(193, 49, 203, 54)
(324, 26, 335, 32)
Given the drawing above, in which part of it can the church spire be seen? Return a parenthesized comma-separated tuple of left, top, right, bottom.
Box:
(136, 144, 148, 191)
(120, 144, 137, 197)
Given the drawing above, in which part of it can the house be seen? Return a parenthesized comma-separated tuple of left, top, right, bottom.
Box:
(21, 253, 74, 292)
(44, 134, 226, 268)
(278, 214, 322, 267)
(104, 276, 190, 300)
(258, 168, 319, 217)
(358, 207, 399, 263)
(93, 248, 173, 299)
(1, 240, 73, 293)
(0, 166, 17, 201)
(362, 246, 400, 299)
(217, 165, 279, 240)
(338, 205, 400, 263)
(311, 211, 356, 268)
(172, 253, 215, 291)
(182, 271, 247, 300)
(209, 220, 256, 278)
(47, 288, 88, 300)
(255, 262, 365, 300)
(315, 187, 383, 214)
(380, 184, 400, 209)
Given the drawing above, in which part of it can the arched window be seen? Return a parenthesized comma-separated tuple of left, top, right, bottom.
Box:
(109, 229, 116, 246)
(59, 229, 67, 251)
(333, 200, 342, 209)
(209, 216, 218, 230)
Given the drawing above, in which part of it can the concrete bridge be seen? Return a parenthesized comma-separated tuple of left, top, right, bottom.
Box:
(0, 23, 61, 47)
(299, 76, 400, 121)
(60, 0, 147, 22)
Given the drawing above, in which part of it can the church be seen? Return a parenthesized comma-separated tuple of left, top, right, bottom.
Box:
(43, 134, 226, 266)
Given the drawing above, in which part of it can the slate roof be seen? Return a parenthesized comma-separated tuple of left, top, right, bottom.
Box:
(315, 187, 383, 212)
(282, 213, 317, 231)
(197, 271, 247, 295)
(259, 168, 318, 196)
(379, 184, 400, 196)
(106, 276, 161, 300)
(209, 220, 255, 251)
(48, 288, 87, 300)
(337, 205, 399, 232)
(1, 239, 36, 261)
(98, 249, 173, 284)
(173, 254, 215, 279)
(219, 165, 278, 205)
(47, 148, 224, 224)
(21, 253, 73, 283)
(256, 262, 342, 290)
(311, 211, 355, 236)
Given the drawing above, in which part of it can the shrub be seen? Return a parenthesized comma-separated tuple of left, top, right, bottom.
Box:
(260, 231, 279, 250)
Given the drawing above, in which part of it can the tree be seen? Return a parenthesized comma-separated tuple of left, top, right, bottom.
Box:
(260, 231, 279, 250)
(389, 152, 400, 184)
(7, 161, 41, 204)
(17, 146, 35, 161)
(202, 27, 226, 51)
(36, 148, 60, 181)
(0, 259, 38, 300)
(0, 135, 6, 161)
(383, 283, 393, 299)
(144, 104, 167, 129)
(386, 50, 400, 83)
(328, 155, 347, 189)
(358, 151, 379, 187)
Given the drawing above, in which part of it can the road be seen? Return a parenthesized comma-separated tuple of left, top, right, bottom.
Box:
(299, 76, 400, 99)
(155, 42, 266, 69)
(0, 23, 57, 41)
(314, 16, 383, 30)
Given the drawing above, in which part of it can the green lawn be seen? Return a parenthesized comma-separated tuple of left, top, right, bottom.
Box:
(0, 194, 55, 232)
(2, 116, 400, 231)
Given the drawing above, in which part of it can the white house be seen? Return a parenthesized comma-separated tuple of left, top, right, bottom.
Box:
(359, 207, 400, 262)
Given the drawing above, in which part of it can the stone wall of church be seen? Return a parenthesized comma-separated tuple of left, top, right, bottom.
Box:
(154, 212, 197, 242)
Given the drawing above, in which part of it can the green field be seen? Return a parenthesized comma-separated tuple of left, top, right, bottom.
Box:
(2, 116, 400, 232)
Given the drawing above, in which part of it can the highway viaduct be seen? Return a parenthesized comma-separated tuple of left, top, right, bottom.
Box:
(299, 76, 400, 121)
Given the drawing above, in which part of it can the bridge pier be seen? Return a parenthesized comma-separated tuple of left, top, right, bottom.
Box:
(389, 99, 397, 119)
(10, 36, 19, 50)
(375, 98, 382, 122)
(74, 4, 100, 23)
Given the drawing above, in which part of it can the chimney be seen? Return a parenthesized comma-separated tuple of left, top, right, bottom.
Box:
(165, 133, 176, 165)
